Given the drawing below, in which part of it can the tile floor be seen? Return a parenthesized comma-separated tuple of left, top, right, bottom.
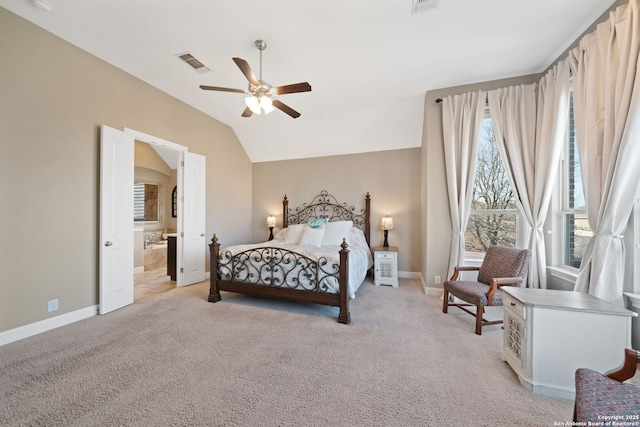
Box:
(134, 267, 175, 301)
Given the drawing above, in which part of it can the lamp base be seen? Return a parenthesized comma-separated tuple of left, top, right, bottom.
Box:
(268, 227, 274, 241)
(383, 230, 389, 248)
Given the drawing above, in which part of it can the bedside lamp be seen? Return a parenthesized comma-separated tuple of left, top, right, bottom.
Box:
(381, 216, 394, 248)
(267, 215, 276, 241)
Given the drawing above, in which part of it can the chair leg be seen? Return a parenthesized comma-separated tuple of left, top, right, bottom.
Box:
(475, 305, 483, 335)
(442, 289, 449, 313)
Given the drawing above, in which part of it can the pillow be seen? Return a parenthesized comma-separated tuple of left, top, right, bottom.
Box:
(321, 220, 353, 246)
(272, 228, 287, 241)
(307, 217, 329, 229)
(298, 225, 326, 247)
(284, 224, 306, 245)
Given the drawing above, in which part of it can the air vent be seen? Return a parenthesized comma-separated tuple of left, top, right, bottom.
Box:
(412, 0, 438, 14)
(176, 52, 211, 74)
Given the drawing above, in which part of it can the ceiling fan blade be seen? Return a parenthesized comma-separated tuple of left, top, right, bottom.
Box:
(200, 85, 247, 94)
(241, 107, 253, 118)
(273, 82, 312, 95)
(272, 100, 301, 119)
(232, 57, 260, 87)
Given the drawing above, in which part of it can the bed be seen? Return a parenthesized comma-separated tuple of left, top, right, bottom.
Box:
(208, 191, 372, 324)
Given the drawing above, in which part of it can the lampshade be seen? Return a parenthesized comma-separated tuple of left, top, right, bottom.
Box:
(381, 216, 394, 230)
(266, 215, 276, 228)
(260, 96, 275, 113)
(245, 95, 275, 115)
(245, 96, 261, 115)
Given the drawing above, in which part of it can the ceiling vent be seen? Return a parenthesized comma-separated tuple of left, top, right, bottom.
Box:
(412, 0, 439, 14)
(176, 52, 211, 74)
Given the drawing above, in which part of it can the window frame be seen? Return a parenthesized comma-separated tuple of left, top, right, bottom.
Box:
(133, 181, 163, 223)
(463, 112, 524, 262)
(557, 82, 592, 271)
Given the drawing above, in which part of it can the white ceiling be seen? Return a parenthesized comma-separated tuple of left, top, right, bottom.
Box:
(1, 0, 615, 163)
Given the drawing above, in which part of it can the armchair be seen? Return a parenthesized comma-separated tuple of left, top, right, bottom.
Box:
(574, 348, 640, 421)
(442, 245, 530, 335)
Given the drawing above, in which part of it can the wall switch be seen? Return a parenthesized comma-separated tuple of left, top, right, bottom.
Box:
(48, 299, 59, 312)
(435, 275, 441, 284)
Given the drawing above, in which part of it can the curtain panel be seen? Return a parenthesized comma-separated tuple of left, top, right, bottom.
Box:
(487, 60, 570, 288)
(442, 92, 485, 276)
(570, 0, 640, 303)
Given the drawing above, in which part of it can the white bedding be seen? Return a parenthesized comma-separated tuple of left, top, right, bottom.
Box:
(218, 226, 373, 299)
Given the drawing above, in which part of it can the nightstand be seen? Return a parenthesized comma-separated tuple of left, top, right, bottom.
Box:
(372, 246, 398, 287)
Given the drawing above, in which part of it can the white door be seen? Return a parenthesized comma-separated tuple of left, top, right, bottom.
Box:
(99, 125, 134, 314)
(180, 151, 206, 286)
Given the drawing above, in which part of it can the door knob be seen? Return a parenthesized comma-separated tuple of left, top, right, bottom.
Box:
(201, 233, 205, 237)
(104, 241, 113, 246)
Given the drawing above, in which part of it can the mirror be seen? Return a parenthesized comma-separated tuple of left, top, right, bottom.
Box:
(134, 182, 159, 222)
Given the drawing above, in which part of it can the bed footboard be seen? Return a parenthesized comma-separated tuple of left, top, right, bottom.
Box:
(209, 234, 351, 324)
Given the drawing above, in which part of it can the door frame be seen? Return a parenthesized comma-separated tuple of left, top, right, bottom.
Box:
(124, 128, 189, 286)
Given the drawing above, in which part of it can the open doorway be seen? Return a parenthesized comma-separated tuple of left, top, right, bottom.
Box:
(100, 125, 206, 315)
(133, 141, 179, 301)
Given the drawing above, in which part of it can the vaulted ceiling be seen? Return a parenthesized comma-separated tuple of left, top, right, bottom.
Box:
(1, 0, 616, 162)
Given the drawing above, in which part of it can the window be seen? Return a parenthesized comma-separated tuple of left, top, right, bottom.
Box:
(561, 85, 593, 268)
(133, 182, 160, 222)
(465, 118, 521, 256)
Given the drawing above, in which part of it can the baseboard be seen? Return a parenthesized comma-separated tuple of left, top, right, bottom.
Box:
(398, 270, 421, 280)
(0, 305, 98, 347)
(424, 286, 444, 297)
(398, 271, 432, 293)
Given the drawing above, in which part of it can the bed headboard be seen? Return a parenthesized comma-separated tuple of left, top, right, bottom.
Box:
(282, 190, 371, 247)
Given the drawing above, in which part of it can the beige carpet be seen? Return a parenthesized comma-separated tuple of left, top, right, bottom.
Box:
(0, 277, 574, 426)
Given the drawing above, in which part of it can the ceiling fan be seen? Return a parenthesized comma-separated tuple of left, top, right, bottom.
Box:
(200, 40, 312, 119)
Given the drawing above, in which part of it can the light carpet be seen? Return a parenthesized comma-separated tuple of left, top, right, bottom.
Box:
(0, 278, 574, 426)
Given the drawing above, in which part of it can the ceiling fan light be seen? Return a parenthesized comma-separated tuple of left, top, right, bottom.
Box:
(245, 96, 261, 115)
(260, 96, 275, 114)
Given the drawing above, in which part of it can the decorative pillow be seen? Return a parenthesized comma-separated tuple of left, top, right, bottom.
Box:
(284, 224, 306, 245)
(321, 220, 353, 246)
(298, 225, 326, 247)
(307, 217, 329, 229)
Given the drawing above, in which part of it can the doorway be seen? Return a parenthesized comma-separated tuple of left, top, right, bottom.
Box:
(100, 125, 206, 315)
(133, 140, 179, 301)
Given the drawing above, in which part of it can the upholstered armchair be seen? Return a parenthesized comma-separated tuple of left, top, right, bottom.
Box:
(574, 348, 640, 421)
(442, 245, 530, 335)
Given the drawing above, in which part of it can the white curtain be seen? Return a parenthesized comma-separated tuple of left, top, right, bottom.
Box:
(442, 92, 485, 276)
(570, 0, 640, 303)
(487, 61, 570, 288)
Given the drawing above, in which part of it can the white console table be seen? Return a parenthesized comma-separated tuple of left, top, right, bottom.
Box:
(501, 287, 636, 399)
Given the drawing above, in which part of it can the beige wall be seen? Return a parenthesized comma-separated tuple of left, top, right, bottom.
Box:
(0, 8, 252, 332)
(252, 149, 422, 273)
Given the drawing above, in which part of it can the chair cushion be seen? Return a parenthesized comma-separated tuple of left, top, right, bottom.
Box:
(575, 368, 640, 421)
(477, 246, 529, 285)
(444, 280, 505, 306)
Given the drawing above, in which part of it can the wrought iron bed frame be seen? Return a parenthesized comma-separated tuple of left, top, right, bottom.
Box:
(208, 191, 371, 324)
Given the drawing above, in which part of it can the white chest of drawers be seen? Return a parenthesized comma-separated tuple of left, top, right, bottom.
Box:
(501, 287, 636, 399)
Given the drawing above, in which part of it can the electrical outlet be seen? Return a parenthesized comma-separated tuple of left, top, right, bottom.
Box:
(435, 275, 441, 284)
(47, 299, 59, 312)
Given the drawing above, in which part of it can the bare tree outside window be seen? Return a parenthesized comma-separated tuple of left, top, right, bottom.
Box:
(465, 120, 518, 253)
